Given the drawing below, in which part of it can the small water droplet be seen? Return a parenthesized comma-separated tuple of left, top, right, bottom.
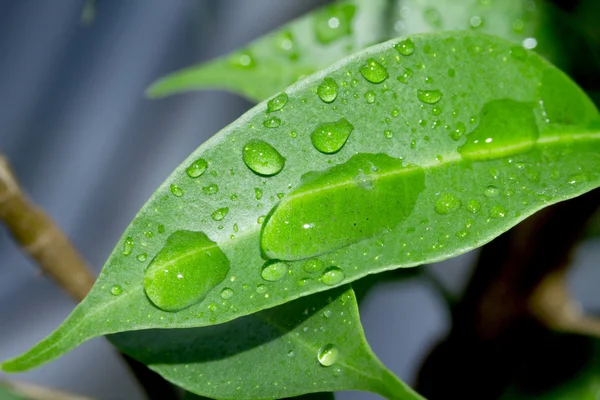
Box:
(220, 287, 234, 299)
(263, 116, 281, 128)
(211, 207, 229, 221)
(311, 118, 354, 154)
(287, 350, 295, 357)
(157, 224, 165, 234)
(257, 215, 266, 224)
(321, 267, 345, 286)
(137, 253, 147, 262)
(359, 58, 388, 83)
(383, 129, 394, 139)
(424, 7, 443, 28)
(255, 188, 263, 200)
(202, 184, 219, 195)
(318, 344, 340, 367)
(394, 38, 415, 56)
(122, 236, 134, 256)
(435, 193, 461, 215)
(470, 15, 483, 28)
(314, 4, 356, 44)
(242, 139, 286, 176)
(111, 285, 123, 296)
(229, 50, 255, 69)
(317, 77, 339, 103)
(267, 92, 288, 112)
(256, 284, 267, 294)
(324, 310, 333, 318)
(289, 130, 298, 138)
(489, 205, 506, 218)
(170, 184, 184, 197)
(304, 259, 325, 273)
(466, 200, 481, 214)
(261, 260, 289, 282)
(186, 158, 208, 178)
(484, 186, 500, 198)
(417, 89, 443, 104)
(364, 90, 376, 104)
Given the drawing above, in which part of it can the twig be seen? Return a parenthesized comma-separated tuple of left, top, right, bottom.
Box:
(0, 153, 180, 400)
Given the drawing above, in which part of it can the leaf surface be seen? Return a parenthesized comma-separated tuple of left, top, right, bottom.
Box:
(111, 286, 422, 400)
(3, 31, 600, 372)
(147, 0, 389, 102)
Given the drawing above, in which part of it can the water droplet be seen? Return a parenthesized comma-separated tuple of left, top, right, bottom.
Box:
(323, 310, 333, 318)
(170, 184, 184, 197)
(470, 15, 483, 28)
(137, 253, 147, 262)
(459, 100, 538, 161)
(318, 344, 340, 367)
(391, 108, 400, 117)
(276, 31, 295, 55)
(267, 92, 288, 112)
(186, 158, 208, 178)
(522, 37, 537, 49)
(311, 118, 354, 154)
(229, 50, 255, 69)
(220, 287, 234, 299)
(314, 3, 356, 43)
(256, 284, 267, 294)
(257, 215, 266, 224)
(263, 116, 281, 128)
(466, 200, 481, 214)
(144, 231, 154, 239)
(122, 236, 134, 256)
(255, 188, 263, 200)
(484, 186, 499, 198)
(417, 89, 443, 104)
(568, 174, 588, 185)
(287, 350, 295, 357)
(289, 130, 298, 138)
(383, 130, 394, 139)
(211, 207, 229, 221)
(298, 277, 312, 287)
(360, 58, 388, 83)
(434, 193, 461, 215)
(242, 139, 286, 176)
(304, 259, 325, 273)
(202, 184, 219, 195)
(144, 231, 230, 311)
(321, 267, 345, 286)
(261, 154, 425, 260)
(364, 90, 376, 104)
(157, 224, 165, 234)
(394, 38, 415, 56)
(277, 192, 285, 199)
(261, 260, 289, 282)
(111, 285, 123, 296)
(489, 205, 506, 219)
(317, 77, 339, 103)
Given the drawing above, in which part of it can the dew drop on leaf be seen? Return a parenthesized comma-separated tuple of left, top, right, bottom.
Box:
(229, 50, 255, 69)
(364, 91, 376, 104)
(317, 77, 339, 103)
(202, 184, 219, 195)
(256, 284, 267, 294)
(394, 38, 415, 56)
(310, 118, 354, 154)
(185, 158, 208, 178)
(242, 139, 286, 176)
(143, 230, 230, 312)
(318, 344, 340, 367)
(321, 267, 345, 286)
(170, 184, 184, 197)
(314, 4, 356, 44)
(359, 58, 388, 83)
(255, 187, 263, 200)
(110, 285, 123, 296)
(267, 92, 288, 113)
(484, 186, 500, 198)
(466, 199, 481, 214)
(261, 260, 289, 282)
(489, 205, 507, 219)
(417, 89, 443, 104)
(397, 67, 413, 84)
(136, 253, 147, 262)
(211, 207, 229, 221)
(303, 259, 325, 273)
(434, 193, 462, 215)
(263, 116, 281, 128)
(121, 236, 134, 256)
(220, 288, 234, 299)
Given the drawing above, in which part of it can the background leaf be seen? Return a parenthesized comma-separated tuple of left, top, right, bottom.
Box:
(111, 286, 423, 400)
(147, 0, 390, 102)
(4, 31, 600, 373)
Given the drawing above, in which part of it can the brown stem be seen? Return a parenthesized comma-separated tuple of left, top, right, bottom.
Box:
(0, 153, 180, 400)
(416, 188, 600, 399)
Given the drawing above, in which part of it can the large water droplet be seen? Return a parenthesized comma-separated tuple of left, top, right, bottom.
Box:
(318, 344, 340, 367)
(261, 260, 289, 282)
(395, 38, 415, 56)
(242, 139, 286, 176)
(317, 77, 339, 103)
(144, 231, 230, 311)
(435, 193, 461, 215)
(122, 236, 134, 256)
(267, 92, 288, 113)
(360, 58, 388, 83)
(321, 267, 345, 286)
(261, 153, 425, 260)
(311, 118, 354, 154)
(417, 89, 443, 104)
(186, 158, 208, 178)
(314, 4, 356, 44)
(459, 99, 539, 161)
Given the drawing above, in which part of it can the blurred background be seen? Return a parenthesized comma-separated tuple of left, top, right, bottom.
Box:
(0, 1, 599, 399)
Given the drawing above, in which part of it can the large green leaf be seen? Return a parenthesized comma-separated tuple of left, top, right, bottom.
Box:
(4, 31, 600, 372)
(147, 0, 389, 102)
(111, 286, 422, 400)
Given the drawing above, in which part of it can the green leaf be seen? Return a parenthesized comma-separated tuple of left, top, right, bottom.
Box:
(4, 31, 600, 372)
(147, 0, 390, 102)
(110, 286, 422, 400)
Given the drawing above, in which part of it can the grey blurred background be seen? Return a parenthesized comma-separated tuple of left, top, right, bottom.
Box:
(0, 1, 598, 399)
